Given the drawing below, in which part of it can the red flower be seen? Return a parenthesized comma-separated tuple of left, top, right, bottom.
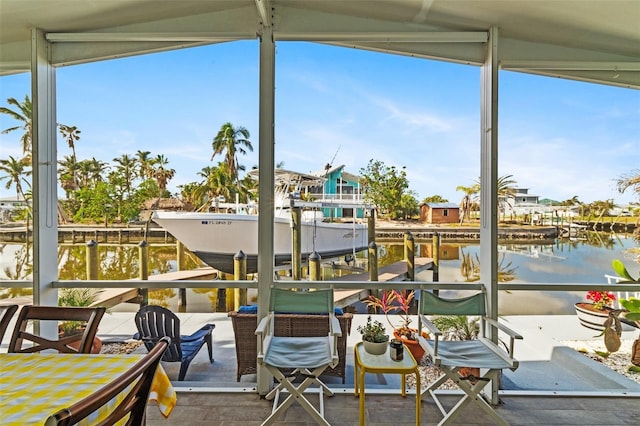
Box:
(586, 290, 616, 310)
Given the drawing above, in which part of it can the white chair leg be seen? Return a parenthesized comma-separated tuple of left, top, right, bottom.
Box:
(261, 367, 332, 426)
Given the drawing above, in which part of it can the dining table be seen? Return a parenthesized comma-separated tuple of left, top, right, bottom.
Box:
(0, 352, 176, 425)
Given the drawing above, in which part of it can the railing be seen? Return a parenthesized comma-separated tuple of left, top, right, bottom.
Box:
(605, 274, 640, 309)
(4, 278, 639, 298)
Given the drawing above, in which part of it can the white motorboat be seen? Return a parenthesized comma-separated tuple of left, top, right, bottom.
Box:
(152, 169, 369, 274)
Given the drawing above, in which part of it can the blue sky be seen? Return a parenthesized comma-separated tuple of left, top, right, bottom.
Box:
(1, 41, 639, 206)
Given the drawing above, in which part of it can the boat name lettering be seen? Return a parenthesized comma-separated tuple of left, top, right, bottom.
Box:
(201, 220, 232, 225)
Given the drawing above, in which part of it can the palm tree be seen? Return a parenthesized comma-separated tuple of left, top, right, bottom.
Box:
(211, 122, 253, 185)
(0, 155, 31, 199)
(615, 169, 640, 200)
(85, 158, 109, 185)
(58, 124, 81, 163)
(112, 154, 136, 195)
(150, 154, 175, 191)
(58, 155, 80, 195)
(0, 95, 32, 156)
(456, 184, 479, 224)
(136, 150, 153, 180)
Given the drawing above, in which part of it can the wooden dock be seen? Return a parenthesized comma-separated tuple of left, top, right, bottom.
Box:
(333, 257, 433, 308)
(91, 268, 219, 308)
(2, 259, 431, 310)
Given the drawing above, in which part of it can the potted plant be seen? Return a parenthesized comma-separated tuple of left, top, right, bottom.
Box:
(58, 288, 104, 354)
(601, 260, 640, 368)
(363, 289, 429, 360)
(431, 315, 482, 382)
(574, 290, 618, 330)
(357, 315, 389, 355)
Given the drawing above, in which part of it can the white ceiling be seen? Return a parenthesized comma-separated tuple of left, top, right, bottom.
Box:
(0, 0, 639, 88)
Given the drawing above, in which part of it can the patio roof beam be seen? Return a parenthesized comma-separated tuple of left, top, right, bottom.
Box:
(254, 0, 272, 28)
(502, 61, 640, 71)
(46, 32, 257, 43)
(274, 31, 487, 43)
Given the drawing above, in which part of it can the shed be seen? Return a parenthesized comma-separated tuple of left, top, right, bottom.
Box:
(420, 202, 460, 224)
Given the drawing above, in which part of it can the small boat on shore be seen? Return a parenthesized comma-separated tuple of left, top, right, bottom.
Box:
(152, 169, 369, 274)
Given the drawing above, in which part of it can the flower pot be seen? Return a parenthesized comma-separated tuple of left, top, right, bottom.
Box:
(574, 302, 612, 331)
(458, 367, 481, 384)
(362, 340, 388, 355)
(59, 328, 103, 354)
(393, 329, 429, 362)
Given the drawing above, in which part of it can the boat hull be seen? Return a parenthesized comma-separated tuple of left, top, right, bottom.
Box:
(152, 211, 368, 274)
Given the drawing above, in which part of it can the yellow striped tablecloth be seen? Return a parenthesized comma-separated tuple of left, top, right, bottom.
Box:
(0, 353, 176, 425)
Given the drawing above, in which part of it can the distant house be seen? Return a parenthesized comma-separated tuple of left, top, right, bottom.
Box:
(309, 164, 365, 219)
(0, 196, 28, 223)
(420, 202, 460, 224)
(511, 188, 539, 204)
(139, 197, 193, 221)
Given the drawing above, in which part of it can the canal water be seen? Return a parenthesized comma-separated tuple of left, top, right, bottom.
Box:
(1, 232, 638, 314)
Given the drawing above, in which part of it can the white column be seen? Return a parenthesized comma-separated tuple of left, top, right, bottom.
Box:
(479, 26, 500, 403)
(256, 25, 276, 395)
(31, 28, 59, 340)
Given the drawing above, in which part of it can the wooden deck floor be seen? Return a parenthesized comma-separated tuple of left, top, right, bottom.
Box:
(147, 392, 639, 425)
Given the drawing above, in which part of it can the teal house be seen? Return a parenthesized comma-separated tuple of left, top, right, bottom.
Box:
(308, 164, 366, 220)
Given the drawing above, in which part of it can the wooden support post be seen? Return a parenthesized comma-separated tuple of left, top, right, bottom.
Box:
(138, 241, 149, 306)
(367, 208, 376, 248)
(176, 240, 185, 271)
(406, 232, 415, 281)
(177, 240, 187, 308)
(86, 240, 98, 280)
(291, 206, 302, 280)
(432, 233, 440, 295)
(233, 250, 247, 310)
(368, 241, 378, 282)
(309, 251, 321, 281)
(403, 230, 410, 261)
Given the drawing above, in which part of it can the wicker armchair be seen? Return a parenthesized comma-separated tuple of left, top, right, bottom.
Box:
(228, 310, 353, 383)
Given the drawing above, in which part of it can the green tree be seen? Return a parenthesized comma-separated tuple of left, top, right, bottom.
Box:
(136, 150, 153, 180)
(616, 169, 640, 200)
(0, 95, 32, 156)
(112, 154, 137, 197)
(456, 183, 479, 224)
(58, 155, 80, 196)
(422, 195, 449, 203)
(360, 159, 409, 219)
(560, 195, 581, 206)
(211, 122, 253, 186)
(150, 154, 175, 192)
(0, 155, 31, 199)
(397, 192, 419, 219)
(58, 124, 81, 163)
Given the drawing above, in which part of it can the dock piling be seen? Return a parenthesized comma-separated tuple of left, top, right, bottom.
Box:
(86, 240, 98, 280)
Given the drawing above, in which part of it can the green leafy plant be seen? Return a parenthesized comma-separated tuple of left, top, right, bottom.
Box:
(357, 315, 390, 343)
(612, 259, 639, 282)
(601, 260, 640, 355)
(57, 288, 103, 336)
(430, 315, 479, 341)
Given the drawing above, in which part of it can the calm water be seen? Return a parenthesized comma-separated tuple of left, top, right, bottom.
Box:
(1, 232, 638, 314)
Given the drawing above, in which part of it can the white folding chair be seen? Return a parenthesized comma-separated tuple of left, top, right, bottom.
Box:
(417, 289, 522, 426)
(255, 288, 341, 426)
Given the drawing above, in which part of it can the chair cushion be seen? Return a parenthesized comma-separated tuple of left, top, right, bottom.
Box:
(237, 305, 344, 315)
(264, 336, 332, 369)
(424, 339, 512, 369)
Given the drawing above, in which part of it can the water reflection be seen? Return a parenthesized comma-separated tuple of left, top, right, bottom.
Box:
(1, 232, 638, 314)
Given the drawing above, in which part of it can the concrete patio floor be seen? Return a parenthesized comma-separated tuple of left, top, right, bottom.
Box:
(92, 311, 639, 425)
